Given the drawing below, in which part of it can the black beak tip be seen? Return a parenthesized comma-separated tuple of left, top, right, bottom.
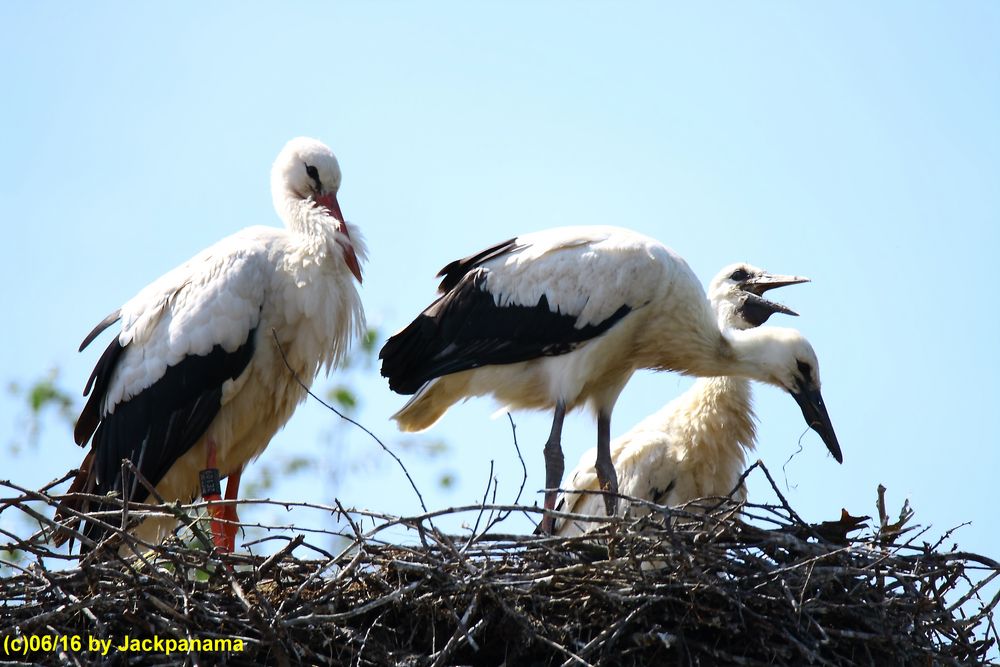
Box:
(810, 416, 843, 464)
(793, 388, 844, 464)
(815, 423, 843, 463)
(808, 419, 843, 464)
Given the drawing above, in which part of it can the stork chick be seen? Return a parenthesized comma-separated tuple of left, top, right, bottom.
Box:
(553, 263, 807, 536)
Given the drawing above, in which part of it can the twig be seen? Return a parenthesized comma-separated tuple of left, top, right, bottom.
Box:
(270, 328, 429, 514)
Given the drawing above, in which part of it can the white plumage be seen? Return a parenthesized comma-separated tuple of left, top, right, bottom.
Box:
(57, 137, 365, 552)
(553, 263, 808, 536)
(379, 226, 842, 533)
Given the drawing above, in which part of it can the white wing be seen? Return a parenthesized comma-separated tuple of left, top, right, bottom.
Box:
(103, 227, 277, 413)
(483, 225, 680, 327)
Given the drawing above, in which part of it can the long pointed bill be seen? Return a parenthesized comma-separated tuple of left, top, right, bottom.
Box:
(739, 292, 799, 327)
(790, 386, 843, 463)
(744, 273, 811, 294)
(738, 272, 810, 326)
(315, 192, 363, 283)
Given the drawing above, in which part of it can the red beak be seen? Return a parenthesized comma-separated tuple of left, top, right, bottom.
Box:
(315, 192, 363, 283)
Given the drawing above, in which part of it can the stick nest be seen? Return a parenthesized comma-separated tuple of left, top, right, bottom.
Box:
(2, 467, 998, 666)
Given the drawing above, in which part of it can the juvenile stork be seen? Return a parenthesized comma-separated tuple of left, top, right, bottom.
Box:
(379, 226, 841, 533)
(552, 263, 808, 536)
(55, 137, 366, 552)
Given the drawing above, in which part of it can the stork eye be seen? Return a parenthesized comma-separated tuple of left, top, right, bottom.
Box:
(730, 268, 750, 282)
(796, 360, 813, 385)
(304, 164, 321, 188)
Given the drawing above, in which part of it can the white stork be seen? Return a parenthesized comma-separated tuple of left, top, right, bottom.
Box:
(379, 226, 841, 533)
(55, 137, 366, 552)
(552, 263, 808, 536)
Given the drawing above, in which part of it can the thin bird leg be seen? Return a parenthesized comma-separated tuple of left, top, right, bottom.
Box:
(594, 410, 619, 517)
(222, 468, 243, 552)
(200, 438, 228, 551)
(540, 401, 567, 534)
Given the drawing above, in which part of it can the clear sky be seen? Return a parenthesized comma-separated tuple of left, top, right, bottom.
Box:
(2, 1, 998, 574)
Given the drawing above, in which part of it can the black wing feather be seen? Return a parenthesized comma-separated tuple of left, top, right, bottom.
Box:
(75, 337, 127, 446)
(380, 271, 631, 394)
(77, 329, 258, 547)
(435, 237, 519, 293)
(79, 309, 122, 352)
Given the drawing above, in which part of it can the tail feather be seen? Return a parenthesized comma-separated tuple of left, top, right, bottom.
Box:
(379, 311, 443, 395)
(52, 451, 96, 548)
(391, 375, 470, 432)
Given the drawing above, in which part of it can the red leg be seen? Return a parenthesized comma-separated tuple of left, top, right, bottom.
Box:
(202, 439, 228, 551)
(222, 468, 242, 551)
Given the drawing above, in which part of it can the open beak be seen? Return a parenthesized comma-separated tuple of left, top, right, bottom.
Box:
(790, 386, 843, 463)
(315, 192, 363, 283)
(739, 292, 799, 327)
(738, 272, 810, 326)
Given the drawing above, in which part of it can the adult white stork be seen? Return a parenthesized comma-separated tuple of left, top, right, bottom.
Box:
(54, 137, 366, 552)
(552, 263, 809, 536)
(379, 226, 841, 533)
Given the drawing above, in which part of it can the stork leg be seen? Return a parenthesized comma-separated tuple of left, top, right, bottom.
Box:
(201, 439, 229, 552)
(594, 410, 619, 517)
(222, 468, 243, 552)
(540, 401, 567, 534)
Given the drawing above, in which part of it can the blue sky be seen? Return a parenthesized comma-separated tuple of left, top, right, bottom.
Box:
(2, 1, 999, 576)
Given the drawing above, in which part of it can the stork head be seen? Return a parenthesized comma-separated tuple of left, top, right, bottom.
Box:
(271, 137, 363, 283)
(733, 327, 843, 463)
(709, 263, 810, 331)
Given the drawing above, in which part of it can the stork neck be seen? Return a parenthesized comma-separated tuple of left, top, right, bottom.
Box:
(631, 309, 792, 387)
(721, 328, 790, 386)
(278, 195, 337, 239)
(690, 376, 757, 464)
(631, 287, 734, 375)
(633, 308, 734, 377)
(647, 374, 751, 423)
(688, 375, 755, 447)
(636, 375, 756, 468)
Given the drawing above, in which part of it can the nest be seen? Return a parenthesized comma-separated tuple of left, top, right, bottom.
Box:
(1, 465, 998, 666)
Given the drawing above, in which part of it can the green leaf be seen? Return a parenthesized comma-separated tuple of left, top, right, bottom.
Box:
(329, 387, 358, 411)
(361, 328, 379, 354)
(283, 456, 314, 475)
(29, 380, 72, 413)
